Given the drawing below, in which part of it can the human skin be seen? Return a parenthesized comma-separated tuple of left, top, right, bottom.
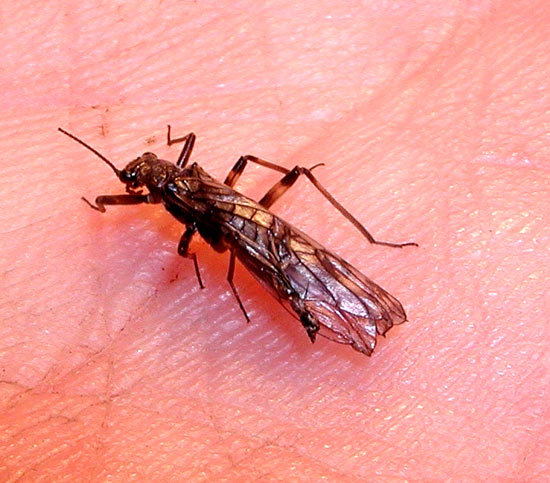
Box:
(1, 1, 549, 481)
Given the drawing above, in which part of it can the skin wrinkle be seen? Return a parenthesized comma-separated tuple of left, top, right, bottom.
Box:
(1, 0, 549, 481)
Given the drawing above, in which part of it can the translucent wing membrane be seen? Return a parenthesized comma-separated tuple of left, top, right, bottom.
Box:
(282, 231, 407, 355)
(172, 172, 407, 356)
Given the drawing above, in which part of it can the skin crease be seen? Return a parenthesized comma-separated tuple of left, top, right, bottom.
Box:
(1, 1, 549, 480)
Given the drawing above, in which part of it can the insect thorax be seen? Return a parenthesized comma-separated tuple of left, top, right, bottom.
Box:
(125, 154, 180, 190)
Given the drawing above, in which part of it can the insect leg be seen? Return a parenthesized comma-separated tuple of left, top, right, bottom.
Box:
(227, 252, 250, 323)
(258, 167, 418, 248)
(82, 194, 152, 213)
(224, 155, 290, 188)
(177, 225, 204, 289)
(166, 125, 196, 168)
(223, 153, 416, 247)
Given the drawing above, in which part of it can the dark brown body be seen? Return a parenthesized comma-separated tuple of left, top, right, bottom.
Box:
(164, 162, 407, 355)
(59, 127, 416, 356)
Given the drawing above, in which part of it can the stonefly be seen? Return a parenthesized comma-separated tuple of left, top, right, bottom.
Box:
(59, 126, 417, 356)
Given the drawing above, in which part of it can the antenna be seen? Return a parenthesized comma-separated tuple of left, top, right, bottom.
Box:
(58, 128, 120, 176)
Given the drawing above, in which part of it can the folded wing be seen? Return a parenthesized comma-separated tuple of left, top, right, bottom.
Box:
(284, 230, 407, 356)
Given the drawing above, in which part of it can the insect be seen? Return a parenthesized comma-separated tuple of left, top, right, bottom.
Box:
(59, 126, 417, 356)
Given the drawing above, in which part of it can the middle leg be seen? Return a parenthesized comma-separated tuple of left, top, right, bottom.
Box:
(226, 251, 250, 323)
(178, 225, 204, 289)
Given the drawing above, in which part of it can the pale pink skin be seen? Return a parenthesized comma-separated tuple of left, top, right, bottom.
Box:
(1, 1, 549, 480)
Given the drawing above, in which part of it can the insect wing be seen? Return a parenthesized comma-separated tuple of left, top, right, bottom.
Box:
(169, 167, 407, 356)
(284, 231, 407, 355)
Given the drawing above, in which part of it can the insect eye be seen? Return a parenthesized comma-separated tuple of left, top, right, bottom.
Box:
(119, 169, 136, 184)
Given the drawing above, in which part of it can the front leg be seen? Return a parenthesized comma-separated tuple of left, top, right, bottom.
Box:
(82, 193, 153, 213)
(178, 225, 204, 289)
